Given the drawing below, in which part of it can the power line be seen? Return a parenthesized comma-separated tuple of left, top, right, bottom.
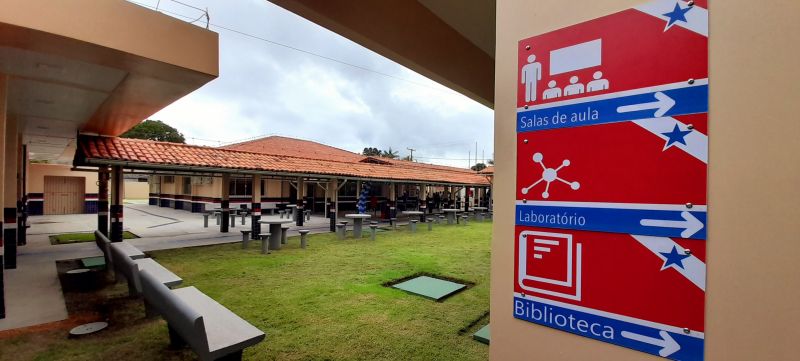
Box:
(127, 0, 460, 95)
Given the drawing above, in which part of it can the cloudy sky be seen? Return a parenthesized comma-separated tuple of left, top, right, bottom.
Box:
(129, 0, 494, 168)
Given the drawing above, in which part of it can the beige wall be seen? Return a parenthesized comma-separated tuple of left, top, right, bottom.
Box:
(27, 164, 97, 194)
(492, 1, 800, 360)
(123, 180, 148, 199)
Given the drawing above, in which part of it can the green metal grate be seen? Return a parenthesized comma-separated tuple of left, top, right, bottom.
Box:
(81, 256, 106, 269)
(473, 324, 490, 344)
(392, 276, 466, 301)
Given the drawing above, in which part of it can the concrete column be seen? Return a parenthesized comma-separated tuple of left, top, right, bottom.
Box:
(389, 182, 397, 219)
(0, 74, 6, 318)
(3, 114, 17, 269)
(109, 165, 124, 242)
(16, 141, 25, 246)
(464, 186, 471, 212)
(251, 174, 261, 239)
(420, 183, 428, 213)
(330, 178, 339, 232)
(97, 165, 109, 237)
(296, 177, 305, 226)
(220, 173, 230, 233)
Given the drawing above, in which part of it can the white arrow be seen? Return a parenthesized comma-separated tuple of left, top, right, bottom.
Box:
(616, 91, 676, 117)
(621, 330, 681, 357)
(640, 211, 704, 238)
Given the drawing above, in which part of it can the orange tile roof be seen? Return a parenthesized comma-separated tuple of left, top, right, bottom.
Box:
(478, 166, 495, 174)
(78, 136, 490, 186)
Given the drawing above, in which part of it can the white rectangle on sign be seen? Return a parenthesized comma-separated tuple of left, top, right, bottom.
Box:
(549, 39, 602, 75)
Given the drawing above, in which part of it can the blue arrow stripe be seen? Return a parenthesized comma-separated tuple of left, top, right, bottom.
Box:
(515, 204, 707, 239)
(517, 84, 708, 133)
(514, 296, 704, 361)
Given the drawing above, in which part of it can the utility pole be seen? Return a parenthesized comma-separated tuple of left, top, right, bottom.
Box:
(407, 147, 415, 161)
(475, 141, 478, 166)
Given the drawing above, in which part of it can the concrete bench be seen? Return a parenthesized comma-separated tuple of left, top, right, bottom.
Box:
(369, 224, 378, 241)
(109, 241, 146, 260)
(240, 231, 252, 249)
(281, 226, 289, 244)
(298, 230, 310, 248)
(336, 223, 346, 240)
(258, 233, 271, 254)
(109, 243, 180, 297)
(94, 230, 112, 269)
(140, 270, 265, 361)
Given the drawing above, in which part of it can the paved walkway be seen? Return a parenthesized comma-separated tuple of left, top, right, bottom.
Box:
(0, 204, 336, 331)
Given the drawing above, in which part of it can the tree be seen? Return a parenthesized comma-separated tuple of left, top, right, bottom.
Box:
(401, 155, 413, 161)
(487, 159, 495, 165)
(121, 120, 186, 143)
(381, 147, 399, 159)
(362, 147, 382, 156)
(471, 162, 487, 171)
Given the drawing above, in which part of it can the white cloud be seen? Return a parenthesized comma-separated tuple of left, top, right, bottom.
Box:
(138, 0, 493, 167)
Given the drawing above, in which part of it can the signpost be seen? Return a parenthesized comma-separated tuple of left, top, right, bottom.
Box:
(514, 1, 708, 360)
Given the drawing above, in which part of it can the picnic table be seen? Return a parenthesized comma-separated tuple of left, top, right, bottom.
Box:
(286, 204, 298, 220)
(344, 213, 371, 238)
(402, 210, 425, 222)
(259, 218, 294, 250)
(442, 209, 460, 225)
(472, 206, 488, 221)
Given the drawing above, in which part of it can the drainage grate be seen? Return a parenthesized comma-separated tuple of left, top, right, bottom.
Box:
(392, 275, 466, 301)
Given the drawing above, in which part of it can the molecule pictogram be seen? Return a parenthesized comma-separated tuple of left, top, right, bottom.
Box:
(521, 152, 581, 199)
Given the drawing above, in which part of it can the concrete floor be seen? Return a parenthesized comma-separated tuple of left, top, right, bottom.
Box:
(0, 203, 338, 331)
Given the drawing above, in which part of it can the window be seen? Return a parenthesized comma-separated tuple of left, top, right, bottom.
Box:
(229, 178, 252, 196)
(163, 176, 174, 184)
(182, 177, 192, 194)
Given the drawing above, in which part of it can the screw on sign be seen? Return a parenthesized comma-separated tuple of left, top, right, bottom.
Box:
(513, 1, 708, 361)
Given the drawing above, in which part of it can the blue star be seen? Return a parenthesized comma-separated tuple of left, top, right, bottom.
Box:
(662, 2, 692, 31)
(661, 124, 692, 149)
(660, 246, 691, 270)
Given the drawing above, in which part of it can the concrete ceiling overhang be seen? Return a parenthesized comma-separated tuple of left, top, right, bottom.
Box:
(0, 0, 219, 163)
(267, 0, 495, 108)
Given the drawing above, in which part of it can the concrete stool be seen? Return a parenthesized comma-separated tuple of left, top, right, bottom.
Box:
(215, 212, 221, 225)
(269, 208, 275, 215)
(281, 226, 289, 244)
(410, 220, 418, 232)
(336, 223, 346, 240)
(259, 233, 271, 254)
(241, 212, 247, 225)
(203, 212, 211, 228)
(461, 215, 469, 225)
(370, 221, 379, 226)
(230, 213, 236, 228)
(279, 210, 286, 219)
(427, 218, 434, 231)
(241, 230, 252, 249)
(477, 212, 485, 222)
(369, 224, 378, 241)
(390, 218, 398, 229)
(437, 215, 446, 224)
(299, 230, 310, 248)
(305, 210, 311, 221)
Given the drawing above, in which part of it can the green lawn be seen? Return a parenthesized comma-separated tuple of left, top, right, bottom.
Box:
(1, 222, 491, 361)
(49, 231, 138, 245)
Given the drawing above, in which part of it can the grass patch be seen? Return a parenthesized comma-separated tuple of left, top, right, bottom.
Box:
(49, 231, 138, 245)
(2, 222, 491, 361)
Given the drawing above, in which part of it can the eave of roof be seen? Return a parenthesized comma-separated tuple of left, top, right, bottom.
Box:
(76, 136, 490, 186)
